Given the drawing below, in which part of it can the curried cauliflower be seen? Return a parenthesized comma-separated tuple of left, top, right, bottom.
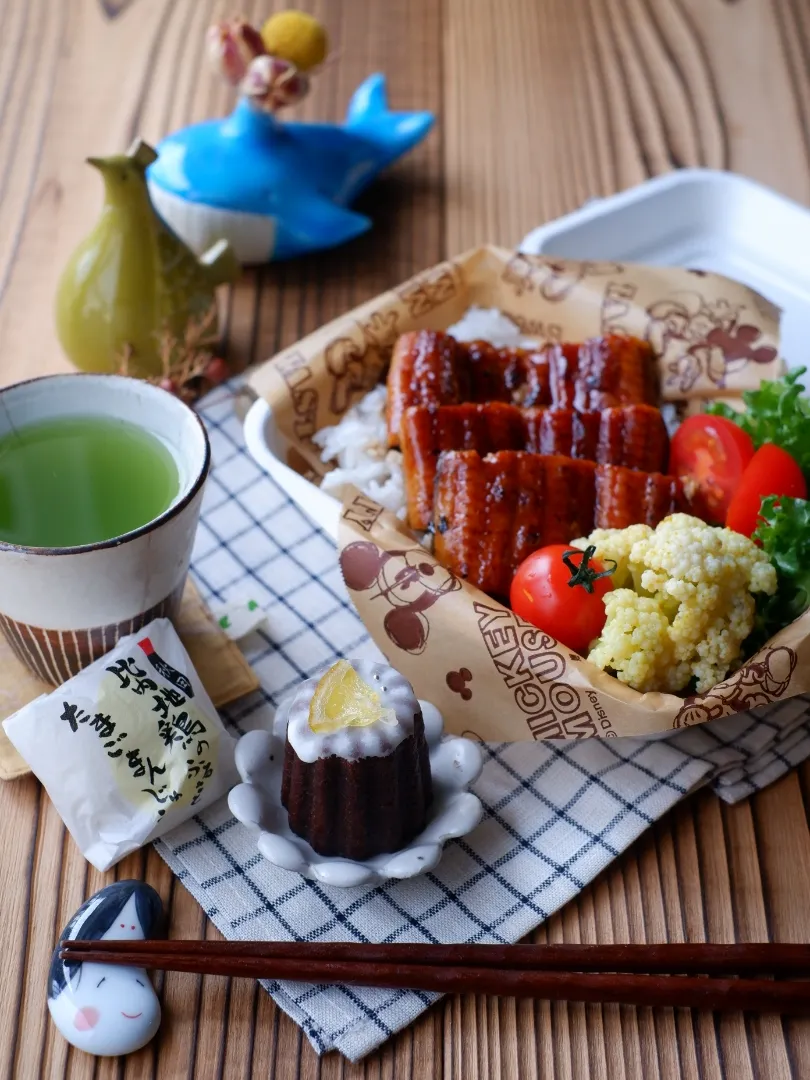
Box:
(571, 524, 653, 589)
(588, 591, 692, 693)
(584, 514, 777, 694)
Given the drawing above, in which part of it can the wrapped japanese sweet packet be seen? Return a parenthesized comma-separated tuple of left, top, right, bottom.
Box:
(249, 245, 810, 740)
(4, 618, 237, 870)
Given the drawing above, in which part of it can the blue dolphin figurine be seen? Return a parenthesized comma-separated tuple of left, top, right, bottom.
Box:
(147, 73, 434, 264)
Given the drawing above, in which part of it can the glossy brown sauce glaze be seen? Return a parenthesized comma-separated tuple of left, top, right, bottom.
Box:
(433, 451, 684, 598)
(386, 331, 659, 447)
(401, 403, 669, 531)
(433, 450, 597, 599)
(594, 465, 684, 530)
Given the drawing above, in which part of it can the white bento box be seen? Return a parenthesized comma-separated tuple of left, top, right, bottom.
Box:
(244, 168, 810, 539)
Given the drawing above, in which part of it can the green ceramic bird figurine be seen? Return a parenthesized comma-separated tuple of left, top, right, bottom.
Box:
(55, 139, 240, 378)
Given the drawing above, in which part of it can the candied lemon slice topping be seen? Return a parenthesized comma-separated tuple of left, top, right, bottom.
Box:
(308, 661, 396, 734)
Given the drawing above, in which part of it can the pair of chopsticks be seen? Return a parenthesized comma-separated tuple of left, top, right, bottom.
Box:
(60, 940, 810, 1015)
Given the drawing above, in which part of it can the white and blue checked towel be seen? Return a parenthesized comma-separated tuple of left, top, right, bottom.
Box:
(156, 386, 810, 1062)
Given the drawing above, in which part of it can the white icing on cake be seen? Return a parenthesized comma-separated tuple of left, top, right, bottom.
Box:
(284, 659, 420, 763)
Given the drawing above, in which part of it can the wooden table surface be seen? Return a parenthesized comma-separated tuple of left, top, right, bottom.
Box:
(3, 0, 810, 1077)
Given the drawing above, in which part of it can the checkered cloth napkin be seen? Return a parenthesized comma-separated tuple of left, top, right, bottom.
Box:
(155, 386, 810, 1061)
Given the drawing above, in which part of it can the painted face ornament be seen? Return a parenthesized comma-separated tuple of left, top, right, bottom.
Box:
(48, 881, 164, 1057)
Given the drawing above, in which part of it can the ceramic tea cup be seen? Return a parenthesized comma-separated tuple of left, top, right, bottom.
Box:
(0, 374, 209, 683)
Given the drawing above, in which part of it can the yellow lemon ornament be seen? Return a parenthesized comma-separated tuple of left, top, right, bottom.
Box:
(308, 660, 396, 734)
(260, 11, 328, 72)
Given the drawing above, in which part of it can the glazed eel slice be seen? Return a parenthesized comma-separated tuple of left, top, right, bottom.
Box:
(432, 450, 598, 599)
(594, 464, 684, 530)
(401, 403, 527, 531)
(386, 330, 659, 447)
(402, 403, 668, 530)
(433, 451, 682, 598)
(386, 330, 550, 447)
(547, 333, 660, 412)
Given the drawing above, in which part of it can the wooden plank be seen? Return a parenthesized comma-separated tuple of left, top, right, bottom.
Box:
(0, 0, 175, 388)
(442, 0, 810, 248)
(1, 0, 810, 1077)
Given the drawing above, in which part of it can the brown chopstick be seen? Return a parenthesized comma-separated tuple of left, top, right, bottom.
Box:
(61, 939, 810, 976)
(57, 945, 810, 1015)
(58, 940, 810, 1015)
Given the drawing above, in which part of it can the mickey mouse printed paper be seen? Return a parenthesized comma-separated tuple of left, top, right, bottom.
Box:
(249, 245, 783, 487)
(336, 490, 810, 741)
(250, 245, 810, 740)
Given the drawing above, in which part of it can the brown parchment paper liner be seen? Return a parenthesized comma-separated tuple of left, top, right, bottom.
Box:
(336, 490, 810, 739)
(251, 245, 810, 740)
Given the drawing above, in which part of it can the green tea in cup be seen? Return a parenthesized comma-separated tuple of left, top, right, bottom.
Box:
(0, 415, 179, 548)
(0, 373, 209, 684)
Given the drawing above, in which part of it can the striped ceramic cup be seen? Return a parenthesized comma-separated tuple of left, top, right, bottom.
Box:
(0, 374, 210, 684)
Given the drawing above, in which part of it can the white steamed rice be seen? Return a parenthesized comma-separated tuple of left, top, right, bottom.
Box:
(312, 307, 537, 517)
(313, 384, 406, 515)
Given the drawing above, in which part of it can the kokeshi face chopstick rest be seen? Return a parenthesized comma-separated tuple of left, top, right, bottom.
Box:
(48, 881, 164, 1057)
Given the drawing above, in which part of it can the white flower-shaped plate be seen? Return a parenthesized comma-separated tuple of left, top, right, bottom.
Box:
(227, 700, 484, 887)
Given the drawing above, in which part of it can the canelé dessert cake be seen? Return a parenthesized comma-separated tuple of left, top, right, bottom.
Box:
(280, 659, 433, 860)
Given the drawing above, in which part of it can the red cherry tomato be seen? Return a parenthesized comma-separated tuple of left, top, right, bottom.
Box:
(726, 443, 807, 537)
(668, 414, 755, 524)
(510, 544, 615, 655)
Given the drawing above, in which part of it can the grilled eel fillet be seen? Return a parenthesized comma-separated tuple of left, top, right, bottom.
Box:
(387, 331, 552, 446)
(402, 403, 526, 531)
(433, 451, 682, 598)
(433, 451, 598, 599)
(548, 334, 659, 411)
(402, 403, 668, 530)
(386, 330, 659, 446)
(594, 464, 684, 530)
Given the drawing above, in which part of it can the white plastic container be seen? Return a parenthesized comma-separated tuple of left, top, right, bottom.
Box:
(244, 169, 810, 537)
(243, 394, 341, 538)
(520, 169, 810, 372)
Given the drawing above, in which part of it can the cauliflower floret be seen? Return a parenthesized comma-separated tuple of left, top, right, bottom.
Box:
(584, 513, 777, 694)
(632, 514, 775, 596)
(588, 590, 691, 693)
(571, 524, 653, 589)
